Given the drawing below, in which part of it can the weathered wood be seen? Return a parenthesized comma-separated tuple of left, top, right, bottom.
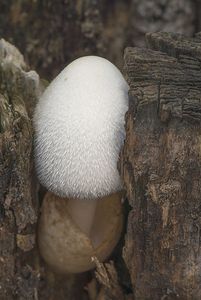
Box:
(93, 257, 125, 300)
(0, 39, 40, 299)
(121, 32, 201, 299)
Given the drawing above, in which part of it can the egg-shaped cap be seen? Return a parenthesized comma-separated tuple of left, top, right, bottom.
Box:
(34, 56, 129, 199)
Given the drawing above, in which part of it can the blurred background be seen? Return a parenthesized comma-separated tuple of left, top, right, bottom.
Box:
(0, 0, 199, 80)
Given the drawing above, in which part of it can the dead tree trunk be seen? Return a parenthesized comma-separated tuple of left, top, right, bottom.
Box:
(121, 32, 201, 299)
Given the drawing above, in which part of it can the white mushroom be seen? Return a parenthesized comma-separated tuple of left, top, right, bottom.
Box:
(34, 56, 129, 273)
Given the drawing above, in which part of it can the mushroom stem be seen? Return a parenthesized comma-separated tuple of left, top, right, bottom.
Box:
(67, 197, 97, 238)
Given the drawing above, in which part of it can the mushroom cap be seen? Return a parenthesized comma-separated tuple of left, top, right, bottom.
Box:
(34, 56, 128, 199)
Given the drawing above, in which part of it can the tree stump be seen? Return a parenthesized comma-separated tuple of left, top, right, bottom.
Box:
(121, 32, 201, 299)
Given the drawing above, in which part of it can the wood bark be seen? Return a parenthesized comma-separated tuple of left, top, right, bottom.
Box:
(0, 39, 40, 299)
(121, 32, 201, 299)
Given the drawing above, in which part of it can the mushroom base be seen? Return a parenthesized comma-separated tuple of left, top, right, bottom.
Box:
(38, 192, 123, 274)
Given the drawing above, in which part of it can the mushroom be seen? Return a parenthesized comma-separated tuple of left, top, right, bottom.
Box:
(34, 56, 129, 273)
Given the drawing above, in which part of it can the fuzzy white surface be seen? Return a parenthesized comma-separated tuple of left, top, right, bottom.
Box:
(34, 56, 129, 199)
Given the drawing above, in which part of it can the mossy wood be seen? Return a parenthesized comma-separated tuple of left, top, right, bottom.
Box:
(121, 32, 201, 299)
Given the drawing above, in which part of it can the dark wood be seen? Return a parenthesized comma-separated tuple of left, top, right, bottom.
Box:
(93, 257, 125, 300)
(121, 32, 201, 299)
(0, 38, 40, 299)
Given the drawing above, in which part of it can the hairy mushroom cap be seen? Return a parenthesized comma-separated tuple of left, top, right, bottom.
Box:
(34, 56, 128, 199)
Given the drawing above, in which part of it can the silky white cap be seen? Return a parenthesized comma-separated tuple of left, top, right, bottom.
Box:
(34, 56, 129, 199)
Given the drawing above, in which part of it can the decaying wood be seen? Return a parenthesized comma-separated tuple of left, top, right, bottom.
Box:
(0, 38, 40, 299)
(93, 257, 125, 300)
(121, 32, 201, 299)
